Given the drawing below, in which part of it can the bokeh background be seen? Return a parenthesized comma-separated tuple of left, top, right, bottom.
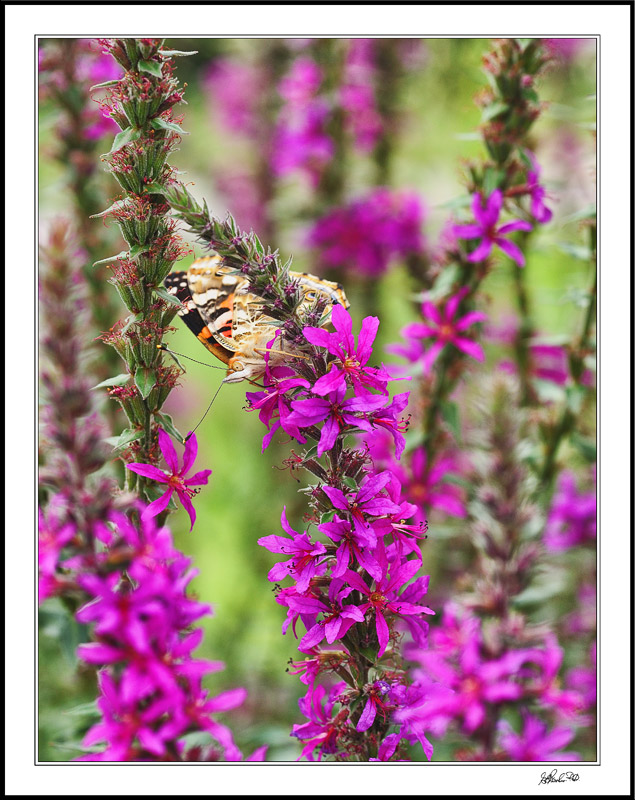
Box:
(38, 37, 596, 761)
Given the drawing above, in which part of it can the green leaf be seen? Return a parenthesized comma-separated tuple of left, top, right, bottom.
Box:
(134, 366, 156, 399)
(159, 49, 198, 57)
(556, 242, 591, 261)
(89, 199, 128, 219)
(320, 510, 336, 525)
(104, 427, 144, 453)
(150, 117, 188, 135)
(155, 412, 185, 443)
(482, 101, 509, 122)
(92, 250, 128, 266)
(89, 79, 121, 91)
(440, 400, 461, 443)
(570, 433, 597, 463)
(91, 373, 130, 390)
(483, 167, 505, 196)
(63, 700, 99, 719)
(142, 181, 166, 195)
(106, 126, 141, 155)
(153, 285, 183, 306)
(138, 58, 163, 78)
(342, 476, 358, 491)
(559, 204, 596, 225)
(565, 384, 586, 415)
(129, 243, 152, 259)
(522, 87, 539, 103)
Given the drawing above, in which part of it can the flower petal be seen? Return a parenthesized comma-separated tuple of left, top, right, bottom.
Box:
(357, 315, 379, 365)
(452, 336, 485, 362)
(176, 489, 197, 531)
(141, 488, 174, 520)
(466, 238, 493, 263)
(303, 326, 331, 349)
(495, 236, 526, 267)
(498, 219, 533, 235)
(126, 463, 168, 482)
(454, 310, 488, 332)
(183, 469, 213, 486)
(158, 428, 179, 474)
(181, 432, 198, 475)
(312, 365, 345, 396)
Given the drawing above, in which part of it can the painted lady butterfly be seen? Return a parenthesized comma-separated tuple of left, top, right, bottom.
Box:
(164, 255, 349, 383)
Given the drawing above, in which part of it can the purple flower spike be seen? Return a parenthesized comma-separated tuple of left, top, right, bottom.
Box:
(126, 429, 212, 531)
(453, 189, 532, 267)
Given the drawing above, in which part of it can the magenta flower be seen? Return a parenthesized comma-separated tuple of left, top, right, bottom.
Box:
(409, 631, 525, 734)
(498, 712, 580, 761)
(340, 39, 383, 151)
(126, 429, 212, 530)
(544, 471, 596, 551)
(399, 447, 467, 521)
(322, 470, 402, 540)
(291, 682, 347, 761)
(343, 558, 434, 658)
(38, 497, 76, 603)
(287, 383, 388, 457)
(318, 515, 382, 581)
(290, 580, 366, 652)
(357, 679, 392, 732)
(454, 189, 532, 266)
(526, 157, 553, 224)
(398, 289, 487, 373)
(246, 365, 310, 452)
(366, 391, 411, 459)
(303, 303, 392, 395)
(258, 507, 327, 593)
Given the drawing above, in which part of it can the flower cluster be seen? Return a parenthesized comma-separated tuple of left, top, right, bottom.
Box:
(339, 39, 383, 152)
(308, 188, 426, 278)
(543, 469, 597, 552)
(271, 56, 333, 187)
(74, 507, 255, 761)
(400, 605, 586, 760)
(202, 53, 277, 236)
(244, 303, 437, 761)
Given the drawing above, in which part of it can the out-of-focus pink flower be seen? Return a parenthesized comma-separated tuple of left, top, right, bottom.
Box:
(544, 470, 596, 551)
(308, 188, 426, 277)
(204, 58, 264, 138)
(392, 288, 487, 374)
(453, 189, 532, 267)
(499, 712, 580, 761)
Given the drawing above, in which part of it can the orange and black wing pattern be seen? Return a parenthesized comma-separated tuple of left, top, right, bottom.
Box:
(163, 267, 232, 367)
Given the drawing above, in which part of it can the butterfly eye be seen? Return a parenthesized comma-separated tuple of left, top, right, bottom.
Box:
(305, 290, 317, 300)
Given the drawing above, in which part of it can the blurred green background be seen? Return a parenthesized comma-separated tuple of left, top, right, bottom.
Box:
(38, 37, 596, 761)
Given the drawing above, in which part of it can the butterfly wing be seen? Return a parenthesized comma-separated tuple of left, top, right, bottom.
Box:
(163, 267, 232, 366)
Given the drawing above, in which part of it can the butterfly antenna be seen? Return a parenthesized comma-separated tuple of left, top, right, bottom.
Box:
(184, 380, 225, 442)
(158, 343, 227, 371)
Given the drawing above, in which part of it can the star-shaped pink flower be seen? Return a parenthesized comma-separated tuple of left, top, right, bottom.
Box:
(127, 429, 212, 530)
